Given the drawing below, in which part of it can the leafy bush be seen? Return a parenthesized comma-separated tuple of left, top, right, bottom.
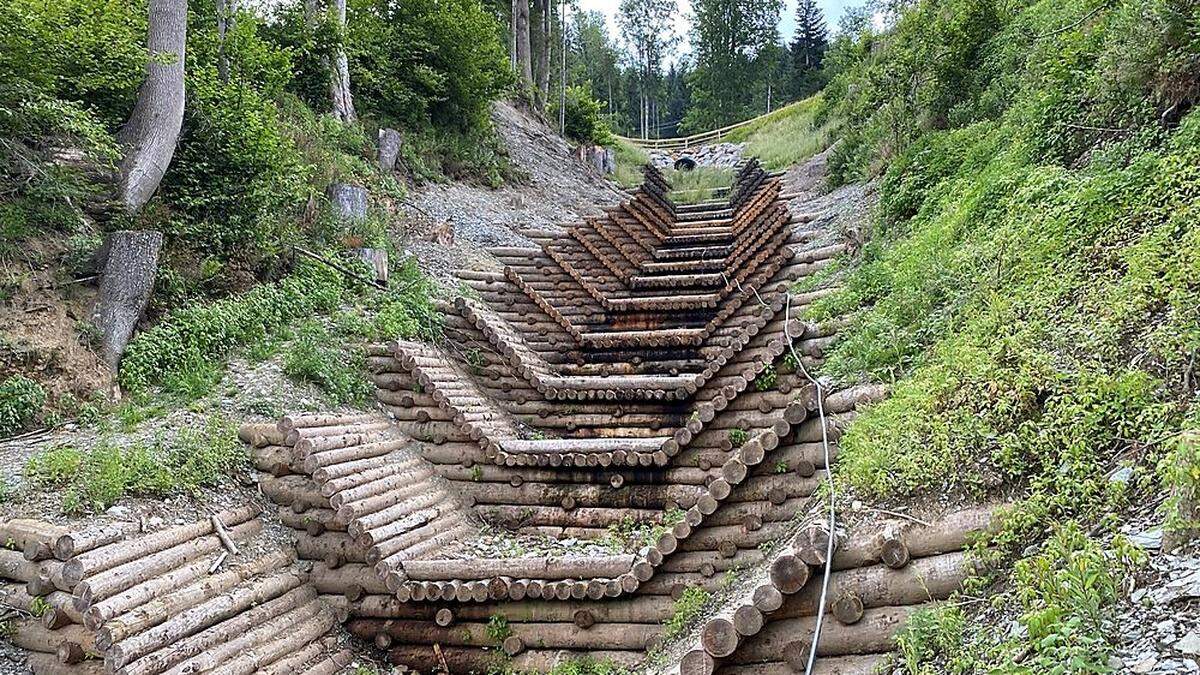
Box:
(24, 416, 246, 513)
(552, 86, 614, 146)
(119, 259, 347, 392)
(283, 321, 372, 405)
(0, 375, 46, 437)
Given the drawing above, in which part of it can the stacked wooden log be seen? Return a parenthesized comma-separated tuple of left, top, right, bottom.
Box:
(0, 508, 349, 675)
(673, 506, 1000, 675)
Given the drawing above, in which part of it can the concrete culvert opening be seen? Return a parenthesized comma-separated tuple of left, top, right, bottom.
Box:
(674, 155, 697, 171)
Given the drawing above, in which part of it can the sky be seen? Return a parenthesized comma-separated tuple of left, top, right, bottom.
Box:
(574, 0, 859, 60)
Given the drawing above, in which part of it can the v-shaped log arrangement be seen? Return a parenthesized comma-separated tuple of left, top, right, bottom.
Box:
(0, 159, 990, 675)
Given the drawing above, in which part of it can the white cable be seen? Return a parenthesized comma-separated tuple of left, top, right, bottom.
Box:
(724, 267, 836, 674)
(785, 292, 835, 675)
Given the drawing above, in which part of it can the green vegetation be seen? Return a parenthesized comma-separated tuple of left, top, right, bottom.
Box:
(805, 0, 1200, 668)
(1160, 430, 1200, 538)
(543, 657, 630, 675)
(0, 375, 46, 437)
(485, 614, 512, 643)
(724, 95, 834, 170)
(602, 509, 685, 552)
(666, 167, 734, 205)
(752, 364, 777, 392)
(612, 139, 650, 188)
(663, 585, 711, 640)
(282, 321, 373, 406)
(552, 86, 614, 146)
(24, 416, 246, 513)
(895, 524, 1145, 673)
(120, 256, 439, 397)
(728, 428, 748, 447)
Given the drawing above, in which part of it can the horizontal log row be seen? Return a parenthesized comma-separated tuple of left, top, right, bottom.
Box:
(675, 506, 1002, 675)
(0, 505, 345, 675)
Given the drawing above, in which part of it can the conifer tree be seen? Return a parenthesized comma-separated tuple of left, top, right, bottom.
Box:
(789, 0, 828, 98)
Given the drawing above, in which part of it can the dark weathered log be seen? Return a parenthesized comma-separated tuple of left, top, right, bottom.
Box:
(349, 618, 662, 651)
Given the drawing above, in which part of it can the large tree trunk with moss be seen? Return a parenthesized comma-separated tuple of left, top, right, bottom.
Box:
(93, 231, 163, 371)
(117, 0, 187, 214)
(513, 0, 533, 92)
(327, 0, 356, 123)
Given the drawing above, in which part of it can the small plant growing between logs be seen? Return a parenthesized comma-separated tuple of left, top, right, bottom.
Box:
(753, 364, 778, 391)
(485, 614, 512, 644)
(469, 465, 483, 482)
(663, 586, 711, 640)
(728, 428, 749, 447)
(774, 460, 789, 474)
(28, 596, 49, 617)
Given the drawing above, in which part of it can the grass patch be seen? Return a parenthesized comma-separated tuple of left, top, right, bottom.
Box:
(612, 138, 649, 189)
(724, 95, 835, 171)
(23, 416, 247, 513)
(665, 167, 735, 205)
(283, 321, 373, 406)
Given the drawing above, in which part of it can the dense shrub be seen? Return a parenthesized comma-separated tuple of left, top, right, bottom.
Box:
(0, 375, 46, 437)
(552, 86, 614, 146)
(119, 259, 347, 392)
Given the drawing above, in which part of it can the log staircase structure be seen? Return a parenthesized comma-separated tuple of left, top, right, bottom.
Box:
(0, 161, 998, 674)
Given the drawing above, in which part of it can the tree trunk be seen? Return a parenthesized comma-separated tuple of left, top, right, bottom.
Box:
(534, 0, 550, 106)
(378, 128, 402, 172)
(328, 0, 355, 123)
(216, 0, 236, 83)
(117, 0, 187, 214)
(92, 230, 163, 370)
(514, 0, 533, 90)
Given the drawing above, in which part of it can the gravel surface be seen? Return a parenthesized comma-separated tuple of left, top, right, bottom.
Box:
(395, 102, 626, 285)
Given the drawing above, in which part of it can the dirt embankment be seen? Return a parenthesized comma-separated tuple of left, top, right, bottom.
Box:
(395, 101, 627, 283)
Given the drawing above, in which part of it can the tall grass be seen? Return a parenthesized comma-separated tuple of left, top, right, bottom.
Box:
(665, 167, 735, 204)
(725, 95, 834, 170)
(612, 138, 649, 188)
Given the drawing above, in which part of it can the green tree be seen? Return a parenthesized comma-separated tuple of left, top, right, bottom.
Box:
(618, 0, 677, 138)
(683, 0, 782, 131)
(788, 0, 827, 98)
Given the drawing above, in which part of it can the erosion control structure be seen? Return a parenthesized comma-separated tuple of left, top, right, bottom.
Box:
(0, 161, 999, 674)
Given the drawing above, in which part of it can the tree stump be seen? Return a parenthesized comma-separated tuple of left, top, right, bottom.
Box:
(378, 128, 402, 172)
(327, 183, 368, 224)
(352, 248, 388, 284)
(93, 230, 163, 371)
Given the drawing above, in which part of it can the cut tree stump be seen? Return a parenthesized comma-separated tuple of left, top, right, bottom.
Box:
(92, 230, 163, 370)
(379, 128, 402, 172)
